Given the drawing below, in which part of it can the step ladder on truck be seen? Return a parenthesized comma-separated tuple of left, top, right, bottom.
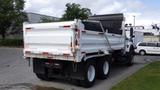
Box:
(23, 13, 134, 88)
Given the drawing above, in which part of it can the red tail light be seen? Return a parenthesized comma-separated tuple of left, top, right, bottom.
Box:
(63, 25, 71, 28)
(75, 29, 80, 38)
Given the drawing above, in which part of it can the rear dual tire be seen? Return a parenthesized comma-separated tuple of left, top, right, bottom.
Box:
(126, 48, 134, 66)
(97, 58, 110, 79)
(80, 61, 96, 88)
(80, 57, 110, 88)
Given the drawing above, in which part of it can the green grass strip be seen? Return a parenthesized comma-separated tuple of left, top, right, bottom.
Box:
(111, 61, 160, 90)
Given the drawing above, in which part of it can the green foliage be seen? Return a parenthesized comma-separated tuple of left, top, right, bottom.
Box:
(0, 0, 27, 39)
(111, 61, 160, 90)
(61, 3, 92, 21)
(0, 39, 23, 47)
(40, 17, 55, 23)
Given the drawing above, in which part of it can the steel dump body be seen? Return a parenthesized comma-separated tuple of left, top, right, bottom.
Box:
(23, 20, 125, 62)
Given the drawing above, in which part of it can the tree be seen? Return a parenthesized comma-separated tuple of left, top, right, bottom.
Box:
(40, 17, 55, 23)
(0, 0, 27, 39)
(61, 3, 92, 21)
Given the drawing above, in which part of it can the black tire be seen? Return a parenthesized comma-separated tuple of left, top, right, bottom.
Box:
(139, 50, 146, 55)
(126, 48, 134, 66)
(35, 73, 52, 81)
(81, 61, 96, 88)
(97, 57, 110, 79)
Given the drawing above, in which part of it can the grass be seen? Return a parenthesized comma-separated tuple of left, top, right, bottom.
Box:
(111, 61, 160, 90)
(0, 39, 23, 47)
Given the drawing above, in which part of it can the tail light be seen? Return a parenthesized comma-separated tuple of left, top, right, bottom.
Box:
(42, 52, 49, 55)
(63, 25, 71, 28)
(75, 28, 80, 38)
(74, 28, 80, 47)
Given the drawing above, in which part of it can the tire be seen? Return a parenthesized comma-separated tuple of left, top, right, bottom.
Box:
(126, 48, 134, 66)
(139, 50, 146, 55)
(81, 61, 96, 88)
(97, 57, 110, 79)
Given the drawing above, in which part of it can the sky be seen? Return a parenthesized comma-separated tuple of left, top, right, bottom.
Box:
(24, 0, 160, 26)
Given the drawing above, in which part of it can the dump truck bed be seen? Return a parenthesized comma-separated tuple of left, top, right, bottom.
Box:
(23, 20, 125, 62)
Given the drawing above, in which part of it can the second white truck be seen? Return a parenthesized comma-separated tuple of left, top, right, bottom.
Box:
(23, 13, 134, 88)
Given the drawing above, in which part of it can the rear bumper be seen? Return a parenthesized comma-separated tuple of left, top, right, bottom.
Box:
(24, 53, 75, 62)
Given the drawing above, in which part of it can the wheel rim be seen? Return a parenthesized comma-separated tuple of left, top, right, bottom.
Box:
(87, 65, 95, 82)
(103, 61, 109, 75)
(140, 51, 145, 55)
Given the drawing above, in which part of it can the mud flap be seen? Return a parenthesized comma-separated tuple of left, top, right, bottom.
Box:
(33, 59, 46, 75)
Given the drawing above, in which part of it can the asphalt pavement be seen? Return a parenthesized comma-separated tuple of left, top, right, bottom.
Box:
(0, 47, 160, 90)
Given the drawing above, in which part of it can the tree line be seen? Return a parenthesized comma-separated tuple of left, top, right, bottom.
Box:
(0, 0, 92, 39)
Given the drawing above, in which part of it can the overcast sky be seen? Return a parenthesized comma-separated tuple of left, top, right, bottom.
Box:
(24, 0, 160, 26)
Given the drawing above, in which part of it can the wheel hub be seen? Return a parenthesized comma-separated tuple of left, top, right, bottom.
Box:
(87, 65, 95, 82)
(103, 61, 109, 75)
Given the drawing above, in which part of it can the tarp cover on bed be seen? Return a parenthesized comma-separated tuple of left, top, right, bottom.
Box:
(88, 13, 124, 35)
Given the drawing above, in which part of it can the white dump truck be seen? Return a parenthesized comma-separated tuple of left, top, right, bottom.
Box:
(23, 13, 134, 88)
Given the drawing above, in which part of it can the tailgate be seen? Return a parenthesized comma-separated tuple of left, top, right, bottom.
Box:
(23, 22, 75, 59)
